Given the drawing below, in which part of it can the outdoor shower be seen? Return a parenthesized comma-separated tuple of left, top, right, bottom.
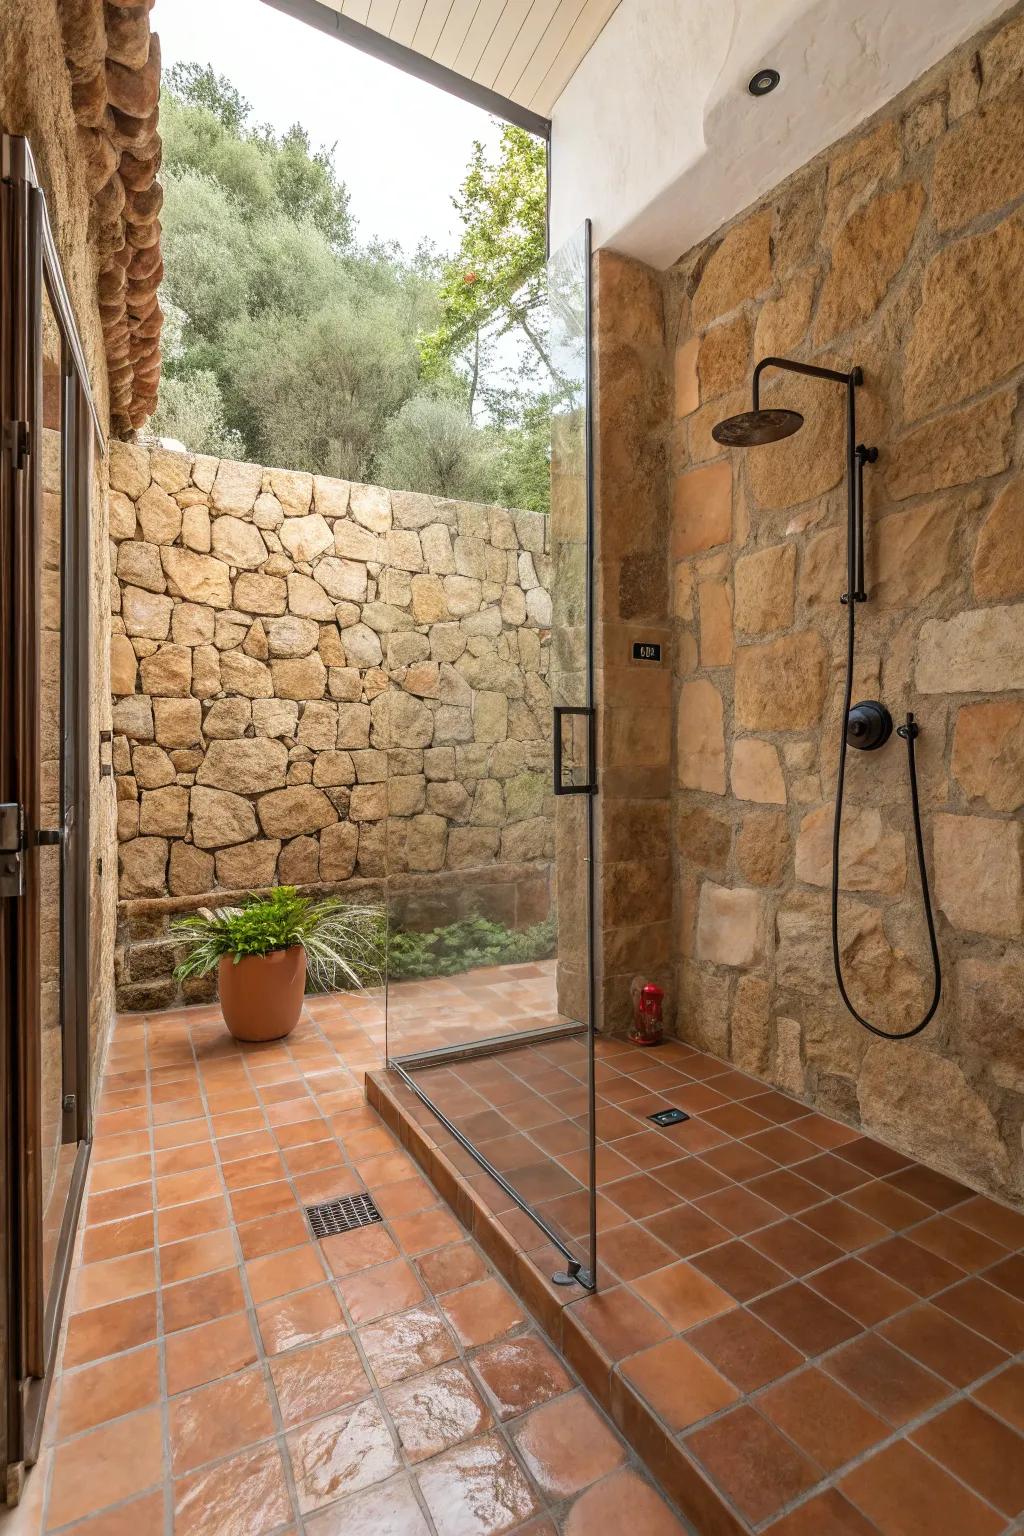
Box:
(713, 357, 941, 1038)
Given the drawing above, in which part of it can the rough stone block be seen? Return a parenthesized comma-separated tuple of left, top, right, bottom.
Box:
(934, 813, 1022, 936)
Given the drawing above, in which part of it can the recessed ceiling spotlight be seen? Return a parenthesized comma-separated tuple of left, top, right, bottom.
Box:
(748, 68, 781, 97)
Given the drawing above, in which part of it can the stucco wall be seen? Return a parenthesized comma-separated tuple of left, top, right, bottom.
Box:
(655, 5, 1024, 1204)
(108, 444, 555, 1009)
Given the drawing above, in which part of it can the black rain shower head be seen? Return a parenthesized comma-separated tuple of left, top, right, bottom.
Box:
(711, 407, 804, 447)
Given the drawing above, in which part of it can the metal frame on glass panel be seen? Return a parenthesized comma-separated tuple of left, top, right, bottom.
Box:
(387, 223, 598, 1292)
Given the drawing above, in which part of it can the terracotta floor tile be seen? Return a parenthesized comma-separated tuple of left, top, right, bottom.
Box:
(238, 1208, 310, 1260)
(690, 1238, 789, 1302)
(390, 1205, 465, 1256)
(763, 1488, 881, 1536)
(165, 1311, 258, 1395)
(752, 1282, 861, 1356)
(911, 1213, 1007, 1272)
(598, 1221, 676, 1281)
(303, 1475, 431, 1536)
(757, 1365, 888, 1472)
(748, 1217, 844, 1277)
(514, 1388, 625, 1497)
(220, 1150, 287, 1190)
(87, 1153, 152, 1193)
(384, 1361, 492, 1463)
(633, 1260, 735, 1332)
(472, 1335, 571, 1421)
(743, 1126, 818, 1166)
(160, 1228, 237, 1285)
(798, 1153, 872, 1197)
(339, 1257, 424, 1325)
(686, 1403, 820, 1525)
(46, 1407, 163, 1529)
(799, 1199, 889, 1253)
(807, 1257, 916, 1327)
(837, 1137, 912, 1179)
(156, 1194, 230, 1246)
(702, 1141, 777, 1182)
(416, 1432, 539, 1536)
(283, 1140, 346, 1178)
(53, 1489, 166, 1536)
(989, 1252, 1024, 1303)
(651, 1157, 730, 1201)
(156, 1167, 224, 1207)
(257, 1282, 346, 1354)
(973, 1361, 1024, 1433)
(885, 1164, 972, 1210)
(603, 1173, 680, 1219)
(81, 1212, 154, 1264)
(688, 1308, 802, 1393)
(862, 1235, 963, 1296)
(72, 1250, 156, 1313)
(217, 1130, 278, 1164)
(247, 1242, 326, 1303)
(56, 1345, 160, 1438)
(843, 1180, 932, 1231)
(563, 1467, 688, 1536)
(823, 1332, 948, 1426)
(695, 1184, 780, 1236)
(416, 1241, 488, 1296)
(956, 1193, 1024, 1250)
(86, 1183, 154, 1226)
(230, 1179, 299, 1225)
(620, 1336, 738, 1430)
(169, 1366, 277, 1474)
(174, 1442, 292, 1536)
(839, 1438, 1004, 1536)
(321, 1224, 399, 1278)
(879, 1302, 1007, 1387)
(287, 1398, 400, 1513)
(568, 1285, 671, 1362)
(935, 1276, 1024, 1352)
(154, 1140, 216, 1176)
(747, 1168, 825, 1217)
(372, 1175, 438, 1220)
(440, 1276, 524, 1348)
(62, 1291, 157, 1368)
(911, 1398, 1024, 1516)
(642, 1204, 730, 1258)
(270, 1333, 371, 1427)
(359, 1305, 458, 1386)
(163, 1265, 245, 1333)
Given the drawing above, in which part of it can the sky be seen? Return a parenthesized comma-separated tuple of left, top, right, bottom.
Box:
(156, 0, 505, 254)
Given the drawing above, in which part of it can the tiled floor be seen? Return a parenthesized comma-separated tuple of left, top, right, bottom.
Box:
(382, 958, 565, 1057)
(3, 970, 687, 1536)
(395, 1033, 1024, 1534)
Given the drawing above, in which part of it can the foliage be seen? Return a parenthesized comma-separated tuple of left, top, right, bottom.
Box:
(154, 66, 552, 505)
(387, 914, 556, 981)
(171, 887, 383, 992)
(376, 393, 500, 502)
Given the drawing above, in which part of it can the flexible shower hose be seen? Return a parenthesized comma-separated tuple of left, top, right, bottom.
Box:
(830, 592, 942, 1038)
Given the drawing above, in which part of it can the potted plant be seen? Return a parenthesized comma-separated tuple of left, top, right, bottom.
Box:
(171, 886, 383, 1042)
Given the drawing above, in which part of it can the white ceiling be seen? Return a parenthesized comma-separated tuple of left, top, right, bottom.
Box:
(314, 0, 622, 116)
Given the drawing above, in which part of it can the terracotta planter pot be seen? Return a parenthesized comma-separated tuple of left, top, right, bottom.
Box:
(217, 946, 305, 1042)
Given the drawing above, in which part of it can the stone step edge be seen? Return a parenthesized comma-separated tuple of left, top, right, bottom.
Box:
(365, 1066, 749, 1536)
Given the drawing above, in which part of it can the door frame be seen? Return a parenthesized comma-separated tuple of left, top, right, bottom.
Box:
(0, 133, 99, 1490)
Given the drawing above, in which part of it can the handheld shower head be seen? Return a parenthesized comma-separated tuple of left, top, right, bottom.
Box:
(711, 407, 803, 447)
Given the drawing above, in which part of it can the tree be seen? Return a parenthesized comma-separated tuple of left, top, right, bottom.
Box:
(376, 394, 499, 502)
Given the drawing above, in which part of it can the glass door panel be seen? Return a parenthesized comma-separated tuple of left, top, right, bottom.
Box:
(37, 285, 70, 1304)
(385, 223, 598, 1289)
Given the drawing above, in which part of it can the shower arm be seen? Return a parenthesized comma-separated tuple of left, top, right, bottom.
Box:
(751, 357, 865, 605)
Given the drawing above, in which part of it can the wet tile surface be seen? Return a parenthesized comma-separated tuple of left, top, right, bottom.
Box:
(14, 974, 686, 1536)
(398, 1027, 1024, 1534)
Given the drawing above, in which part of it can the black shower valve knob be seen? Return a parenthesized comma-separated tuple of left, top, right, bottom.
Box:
(846, 700, 894, 751)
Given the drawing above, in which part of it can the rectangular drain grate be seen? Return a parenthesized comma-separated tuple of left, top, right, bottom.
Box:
(648, 1108, 690, 1127)
(305, 1193, 382, 1239)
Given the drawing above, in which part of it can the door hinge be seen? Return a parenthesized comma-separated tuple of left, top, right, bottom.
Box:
(0, 802, 25, 898)
(62, 1093, 76, 1114)
(3, 419, 29, 471)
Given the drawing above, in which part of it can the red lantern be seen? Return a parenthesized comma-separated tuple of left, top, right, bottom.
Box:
(630, 981, 664, 1048)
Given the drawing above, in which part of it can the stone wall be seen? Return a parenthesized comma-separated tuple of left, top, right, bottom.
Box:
(661, 5, 1024, 1202)
(108, 443, 554, 1008)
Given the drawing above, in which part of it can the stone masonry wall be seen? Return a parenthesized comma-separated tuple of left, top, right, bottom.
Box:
(663, 4, 1024, 1203)
(108, 442, 554, 1008)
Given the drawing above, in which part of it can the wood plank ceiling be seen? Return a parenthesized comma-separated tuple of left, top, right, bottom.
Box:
(319, 0, 622, 115)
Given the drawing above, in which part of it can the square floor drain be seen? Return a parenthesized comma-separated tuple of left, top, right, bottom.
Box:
(648, 1108, 690, 1127)
(305, 1193, 382, 1239)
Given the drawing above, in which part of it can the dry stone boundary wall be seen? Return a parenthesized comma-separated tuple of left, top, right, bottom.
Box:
(108, 443, 554, 1007)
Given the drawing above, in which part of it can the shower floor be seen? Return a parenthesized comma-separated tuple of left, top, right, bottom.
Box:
(379, 1033, 1024, 1534)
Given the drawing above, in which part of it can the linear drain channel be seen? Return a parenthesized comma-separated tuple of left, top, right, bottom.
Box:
(305, 1193, 382, 1239)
